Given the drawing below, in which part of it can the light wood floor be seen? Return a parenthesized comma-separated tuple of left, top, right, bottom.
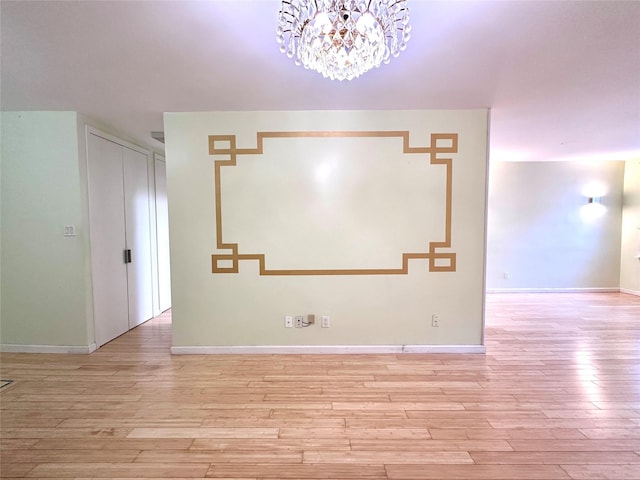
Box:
(1, 293, 639, 479)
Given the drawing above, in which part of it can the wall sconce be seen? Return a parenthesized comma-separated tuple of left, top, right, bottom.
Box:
(581, 195, 605, 222)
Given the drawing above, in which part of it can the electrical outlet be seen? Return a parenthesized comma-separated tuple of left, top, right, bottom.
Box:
(295, 315, 304, 328)
(284, 315, 293, 328)
(431, 314, 440, 327)
(321, 315, 330, 328)
(503, 271, 509, 279)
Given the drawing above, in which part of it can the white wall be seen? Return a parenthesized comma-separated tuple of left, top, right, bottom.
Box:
(1, 112, 92, 350)
(487, 160, 624, 291)
(620, 159, 640, 294)
(165, 110, 489, 352)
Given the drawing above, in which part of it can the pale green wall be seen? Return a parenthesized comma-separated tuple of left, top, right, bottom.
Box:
(620, 159, 640, 294)
(165, 110, 489, 348)
(486, 160, 624, 290)
(1, 112, 91, 347)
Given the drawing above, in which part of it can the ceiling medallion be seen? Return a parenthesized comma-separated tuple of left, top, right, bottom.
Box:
(276, 0, 411, 81)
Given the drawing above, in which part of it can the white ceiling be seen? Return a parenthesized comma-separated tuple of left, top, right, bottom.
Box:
(2, 0, 639, 162)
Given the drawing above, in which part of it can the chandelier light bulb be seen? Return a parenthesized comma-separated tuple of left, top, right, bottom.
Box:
(276, 0, 411, 81)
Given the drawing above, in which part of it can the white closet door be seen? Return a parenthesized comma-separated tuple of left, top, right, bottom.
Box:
(155, 157, 172, 312)
(123, 147, 154, 328)
(87, 134, 129, 346)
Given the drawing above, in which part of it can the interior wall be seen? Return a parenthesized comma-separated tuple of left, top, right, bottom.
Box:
(165, 110, 489, 351)
(0, 111, 91, 349)
(486, 160, 624, 291)
(620, 159, 640, 294)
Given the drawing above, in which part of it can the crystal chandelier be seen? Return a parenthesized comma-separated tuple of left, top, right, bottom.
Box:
(276, 0, 411, 81)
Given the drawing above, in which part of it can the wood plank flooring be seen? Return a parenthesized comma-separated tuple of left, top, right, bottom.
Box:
(1, 292, 639, 479)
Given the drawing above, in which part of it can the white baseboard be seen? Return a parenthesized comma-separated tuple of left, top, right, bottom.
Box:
(170, 344, 485, 355)
(486, 287, 620, 294)
(0, 343, 97, 354)
(403, 345, 485, 354)
(620, 288, 640, 297)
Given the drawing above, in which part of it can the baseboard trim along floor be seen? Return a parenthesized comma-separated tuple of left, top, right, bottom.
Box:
(486, 287, 620, 294)
(620, 287, 640, 296)
(0, 343, 97, 354)
(170, 344, 486, 355)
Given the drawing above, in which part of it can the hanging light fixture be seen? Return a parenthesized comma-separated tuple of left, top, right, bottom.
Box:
(276, 0, 411, 81)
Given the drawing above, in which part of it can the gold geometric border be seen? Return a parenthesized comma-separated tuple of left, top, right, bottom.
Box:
(209, 131, 458, 275)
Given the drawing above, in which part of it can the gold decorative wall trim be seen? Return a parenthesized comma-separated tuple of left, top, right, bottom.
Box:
(209, 131, 458, 275)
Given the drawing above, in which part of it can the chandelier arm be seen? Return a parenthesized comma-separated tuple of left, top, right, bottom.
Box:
(281, 1, 300, 16)
(388, 0, 406, 9)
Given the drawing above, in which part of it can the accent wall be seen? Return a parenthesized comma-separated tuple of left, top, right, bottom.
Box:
(164, 110, 489, 353)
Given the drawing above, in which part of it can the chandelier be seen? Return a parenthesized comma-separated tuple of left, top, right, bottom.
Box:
(276, 0, 411, 81)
